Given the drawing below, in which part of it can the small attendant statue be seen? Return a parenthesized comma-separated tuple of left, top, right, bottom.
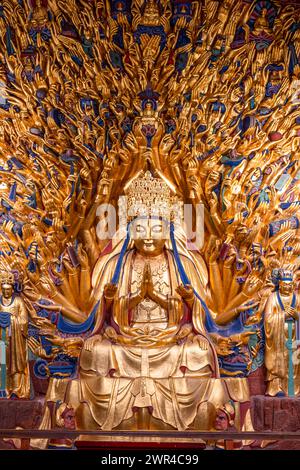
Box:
(264, 269, 300, 397)
(47, 403, 77, 450)
(209, 402, 242, 450)
(0, 272, 30, 398)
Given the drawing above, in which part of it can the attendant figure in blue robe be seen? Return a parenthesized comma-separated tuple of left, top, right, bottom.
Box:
(0, 274, 30, 398)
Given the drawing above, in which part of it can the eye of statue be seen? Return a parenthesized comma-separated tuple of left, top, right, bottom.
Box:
(151, 225, 162, 233)
(135, 225, 146, 233)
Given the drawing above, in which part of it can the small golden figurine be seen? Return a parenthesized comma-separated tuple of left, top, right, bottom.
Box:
(264, 269, 300, 397)
(0, 272, 30, 399)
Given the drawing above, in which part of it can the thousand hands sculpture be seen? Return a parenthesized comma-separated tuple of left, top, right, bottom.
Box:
(0, 0, 297, 432)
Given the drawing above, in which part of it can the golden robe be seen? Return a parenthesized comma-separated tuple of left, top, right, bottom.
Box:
(75, 242, 249, 431)
(264, 291, 300, 396)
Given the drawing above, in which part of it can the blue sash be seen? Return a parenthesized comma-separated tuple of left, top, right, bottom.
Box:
(0, 313, 11, 329)
(57, 302, 98, 334)
(0, 312, 9, 396)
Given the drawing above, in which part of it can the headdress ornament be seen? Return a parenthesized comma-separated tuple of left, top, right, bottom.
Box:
(0, 270, 14, 286)
(125, 170, 182, 221)
(218, 401, 235, 426)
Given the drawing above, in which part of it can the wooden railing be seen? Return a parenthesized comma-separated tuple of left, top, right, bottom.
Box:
(0, 429, 300, 439)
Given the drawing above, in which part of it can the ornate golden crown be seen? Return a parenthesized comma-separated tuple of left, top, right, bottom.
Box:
(0, 270, 14, 285)
(125, 170, 182, 221)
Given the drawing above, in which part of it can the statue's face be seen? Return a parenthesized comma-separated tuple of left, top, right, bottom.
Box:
(132, 218, 167, 257)
(1, 283, 13, 299)
(235, 224, 249, 242)
(63, 409, 76, 430)
(279, 280, 294, 296)
(215, 410, 229, 431)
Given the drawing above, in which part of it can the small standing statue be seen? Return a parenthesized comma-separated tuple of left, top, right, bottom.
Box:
(264, 269, 300, 397)
(207, 402, 242, 450)
(0, 272, 30, 398)
(47, 403, 77, 450)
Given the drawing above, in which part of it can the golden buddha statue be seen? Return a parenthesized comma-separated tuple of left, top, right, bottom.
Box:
(49, 171, 249, 432)
(30, 0, 49, 28)
(253, 8, 272, 35)
(142, 0, 160, 26)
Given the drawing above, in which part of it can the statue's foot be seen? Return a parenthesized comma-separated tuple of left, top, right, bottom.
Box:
(275, 391, 286, 398)
(149, 415, 175, 431)
(10, 394, 18, 400)
(135, 406, 151, 430)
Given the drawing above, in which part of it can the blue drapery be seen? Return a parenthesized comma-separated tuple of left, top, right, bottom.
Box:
(169, 222, 245, 336)
(57, 301, 99, 334)
(0, 312, 10, 329)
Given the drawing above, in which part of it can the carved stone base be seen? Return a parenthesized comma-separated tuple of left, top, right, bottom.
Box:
(251, 395, 300, 432)
(0, 399, 43, 429)
(250, 395, 300, 450)
(252, 440, 300, 450)
(1, 396, 300, 450)
(0, 399, 44, 449)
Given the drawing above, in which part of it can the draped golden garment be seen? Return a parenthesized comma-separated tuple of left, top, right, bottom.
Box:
(74, 243, 248, 431)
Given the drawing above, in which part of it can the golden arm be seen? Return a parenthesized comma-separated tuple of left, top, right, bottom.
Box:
(209, 261, 225, 312)
(79, 268, 91, 312)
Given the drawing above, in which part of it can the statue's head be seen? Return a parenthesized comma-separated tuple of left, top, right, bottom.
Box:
(145, 101, 153, 110)
(278, 270, 294, 295)
(146, 0, 156, 8)
(62, 407, 76, 430)
(124, 171, 181, 257)
(131, 216, 168, 257)
(214, 409, 229, 431)
(235, 223, 249, 243)
(0, 272, 14, 299)
(261, 8, 267, 17)
(35, 0, 44, 8)
(215, 402, 235, 430)
(1, 283, 13, 299)
(56, 403, 76, 430)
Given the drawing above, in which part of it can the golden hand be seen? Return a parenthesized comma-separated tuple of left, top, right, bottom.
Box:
(84, 334, 103, 352)
(143, 262, 155, 299)
(103, 283, 118, 303)
(77, 244, 89, 269)
(209, 192, 219, 215)
(140, 263, 169, 310)
(76, 196, 88, 218)
(63, 259, 77, 275)
(28, 337, 58, 359)
(208, 238, 222, 264)
(176, 323, 193, 343)
(104, 326, 118, 343)
(34, 316, 55, 331)
(285, 306, 299, 321)
(231, 331, 256, 347)
(243, 273, 264, 298)
(223, 247, 237, 268)
(176, 284, 195, 309)
(196, 335, 209, 350)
